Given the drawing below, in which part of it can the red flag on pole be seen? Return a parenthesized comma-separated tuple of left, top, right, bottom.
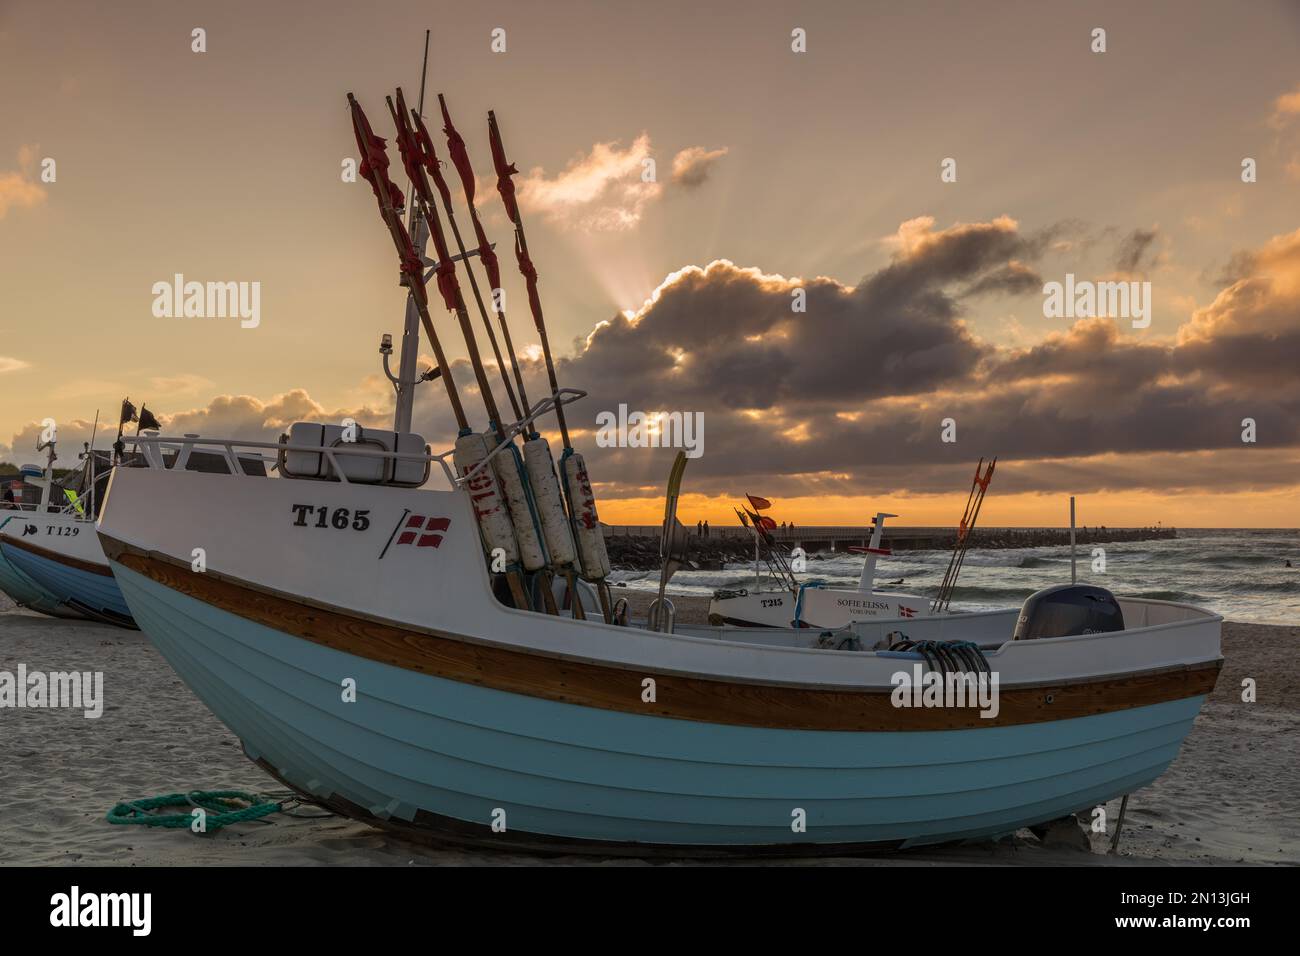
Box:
(516, 235, 544, 328)
(488, 114, 521, 223)
(411, 109, 454, 210)
(350, 99, 405, 213)
(348, 95, 421, 280)
(746, 494, 773, 512)
(392, 89, 438, 206)
(440, 97, 477, 206)
(472, 213, 501, 292)
(743, 508, 775, 542)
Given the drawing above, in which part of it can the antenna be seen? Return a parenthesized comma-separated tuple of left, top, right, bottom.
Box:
(391, 29, 433, 434)
(86, 408, 100, 518)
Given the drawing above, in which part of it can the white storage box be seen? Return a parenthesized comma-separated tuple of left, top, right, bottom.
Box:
(280, 422, 429, 487)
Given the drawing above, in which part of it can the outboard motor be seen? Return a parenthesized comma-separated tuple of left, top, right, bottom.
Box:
(1013, 584, 1124, 641)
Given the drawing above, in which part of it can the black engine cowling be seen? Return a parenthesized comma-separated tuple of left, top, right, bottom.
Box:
(1012, 584, 1125, 641)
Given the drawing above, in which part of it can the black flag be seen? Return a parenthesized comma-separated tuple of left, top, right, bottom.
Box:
(119, 399, 137, 425)
(137, 406, 162, 432)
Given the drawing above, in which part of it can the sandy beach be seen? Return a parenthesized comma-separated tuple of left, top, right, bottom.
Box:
(1, 590, 1296, 867)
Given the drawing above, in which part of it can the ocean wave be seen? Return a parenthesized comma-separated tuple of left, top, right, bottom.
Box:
(1123, 589, 1207, 603)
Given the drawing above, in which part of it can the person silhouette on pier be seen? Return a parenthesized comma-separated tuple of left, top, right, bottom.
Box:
(703, 520, 710, 538)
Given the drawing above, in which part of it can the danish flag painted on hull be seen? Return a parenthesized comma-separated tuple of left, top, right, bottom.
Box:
(397, 515, 451, 548)
(898, 605, 916, 618)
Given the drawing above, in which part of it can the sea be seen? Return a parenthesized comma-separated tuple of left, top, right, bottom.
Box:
(608, 528, 1300, 626)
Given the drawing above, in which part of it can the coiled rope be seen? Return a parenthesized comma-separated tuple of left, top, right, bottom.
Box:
(886, 638, 992, 676)
(106, 790, 297, 831)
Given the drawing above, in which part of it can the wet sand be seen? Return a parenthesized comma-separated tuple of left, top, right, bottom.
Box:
(1, 591, 1296, 866)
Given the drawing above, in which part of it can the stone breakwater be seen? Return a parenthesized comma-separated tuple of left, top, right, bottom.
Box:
(604, 527, 1177, 572)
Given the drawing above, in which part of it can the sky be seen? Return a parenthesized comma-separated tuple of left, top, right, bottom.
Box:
(2, 0, 1299, 527)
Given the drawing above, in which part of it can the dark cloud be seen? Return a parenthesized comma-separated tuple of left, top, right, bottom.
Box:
(27, 220, 1294, 504)
(670, 146, 728, 188)
(962, 260, 1043, 297)
(1114, 227, 1160, 275)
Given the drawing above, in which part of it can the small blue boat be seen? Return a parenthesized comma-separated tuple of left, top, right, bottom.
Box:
(1, 515, 135, 628)
(0, 517, 84, 618)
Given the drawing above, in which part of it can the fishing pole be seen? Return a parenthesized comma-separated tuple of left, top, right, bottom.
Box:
(488, 109, 614, 622)
(387, 90, 558, 615)
(432, 94, 595, 617)
(434, 94, 530, 420)
(487, 110, 570, 447)
(352, 91, 533, 610)
(408, 91, 521, 422)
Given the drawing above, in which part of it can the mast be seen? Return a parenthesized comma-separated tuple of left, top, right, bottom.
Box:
(388, 92, 504, 441)
(84, 408, 99, 518)
(392, 30, 432, 434)
(348, 92, 467, 430)
(856, 511, 897, 593)
(35, 432, 57, 510)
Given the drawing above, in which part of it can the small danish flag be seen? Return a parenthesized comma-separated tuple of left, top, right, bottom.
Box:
(898, 605, 916, 618)
(397, 515, 451, 548)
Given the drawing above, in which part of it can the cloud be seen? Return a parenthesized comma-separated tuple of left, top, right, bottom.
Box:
(1113, 227, 1161, 276)
(0, 145, 47, 219)
(0, 356, 29, 374)
(1270, 84, 1300, 128)
(962, 260, 1042, 297)
(518, 134, 663, 231)
(29, 218, 1295, 503)
(161, 389, 394, 441)
(670, 146, 728, 187)
(529, 219, 1300, 499)
(148, 374, 214, 396)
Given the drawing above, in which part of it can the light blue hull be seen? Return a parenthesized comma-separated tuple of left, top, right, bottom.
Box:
(3, 543, 133, 626)
(113, 561, 1205, 850)
(0, 544, 84, 618)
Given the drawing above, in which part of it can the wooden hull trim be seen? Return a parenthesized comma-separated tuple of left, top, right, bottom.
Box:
(104, 536, 1222, 733)
(2, 533, 114, 576)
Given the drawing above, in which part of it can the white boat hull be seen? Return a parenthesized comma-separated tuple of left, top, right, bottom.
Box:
(97, 463, 1223, 854)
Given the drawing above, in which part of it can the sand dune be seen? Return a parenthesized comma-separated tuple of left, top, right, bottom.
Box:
(1, 598, 1295, 866)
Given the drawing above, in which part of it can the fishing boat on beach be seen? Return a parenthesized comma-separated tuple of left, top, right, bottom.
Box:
(708, 510, 937, 628)
(95, 79, 1223, 854)
(0, 404, 262, 628)
(0, 430, 134, 627)
(0, 448, 88, 619)
(709, 463, 996, 629)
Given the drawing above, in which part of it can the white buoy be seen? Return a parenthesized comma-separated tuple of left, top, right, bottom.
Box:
(494, 440, 548, 571)
(523, 436, 577, 567)
(563, 450, 611, 579)
(454, 432, 519, 565)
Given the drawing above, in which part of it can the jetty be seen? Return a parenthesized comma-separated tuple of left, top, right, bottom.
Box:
(601, 524, 1177, 571)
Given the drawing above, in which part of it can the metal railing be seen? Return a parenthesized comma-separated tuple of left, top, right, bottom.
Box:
(122, 387, 589, 490)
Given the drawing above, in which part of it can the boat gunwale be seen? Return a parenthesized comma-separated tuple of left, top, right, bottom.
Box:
(1, 526, 113, 576)
(100, 531, 1221, 694)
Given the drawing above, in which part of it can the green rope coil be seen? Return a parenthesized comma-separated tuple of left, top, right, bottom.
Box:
(107, 790, 285, 831)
